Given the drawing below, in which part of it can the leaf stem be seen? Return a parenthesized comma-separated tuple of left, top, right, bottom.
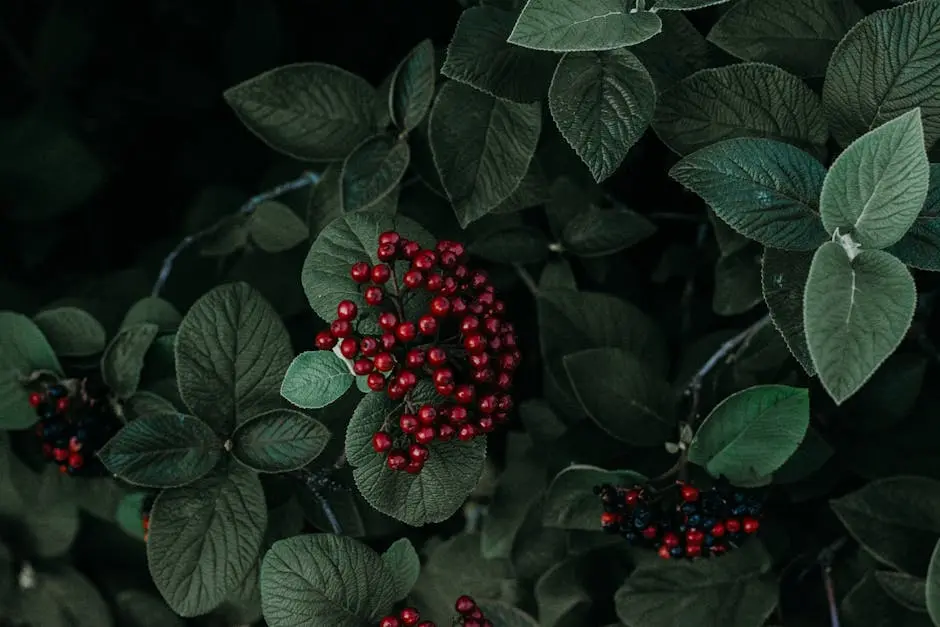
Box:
(513, 263, 538, 296)
(151, 171, 321, 297)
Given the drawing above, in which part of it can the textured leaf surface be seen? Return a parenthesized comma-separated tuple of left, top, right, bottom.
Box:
(101, 323, 159, 400)
(508, 0, 663, 52)
(341, 135, 410, 212)
(280, 351, 352, 410)
(561, 205, 656, 256)
(0, 312, 61, 429)
(653, 0, 731, 9)
(148, 465, 267, 617)
(233, 408, 330, 473)
(380, 538, 421, 601)
(429, 81, 541, 226)
(804, 243, 916, 405)
(121, 297, 182, 332)
(224, 63, 377, 161)
(247, 201, 309, 253)
(875, 571, 927, 612)
(389, 39, 436, 132)
(653, 63, 828, 158)
(549, 49, 656, 182)
(761, 248, 816, 376)
(32, 306, 106, 356)
(823, 0, 940, 148)
(670, 138, 827, 250)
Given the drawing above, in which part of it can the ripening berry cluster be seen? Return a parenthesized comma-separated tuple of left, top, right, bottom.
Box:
(595, 481, 763, 560)
(29, 379, 121, 477)
(313, 231, 520, 475)
(377, 595, 491, 627)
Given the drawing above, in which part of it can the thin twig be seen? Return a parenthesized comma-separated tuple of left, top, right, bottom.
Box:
(513, 263, 538, 296)
(682, 313, 772, 396)
(312, 489, 342, 535)
(151, 171, 321, 297)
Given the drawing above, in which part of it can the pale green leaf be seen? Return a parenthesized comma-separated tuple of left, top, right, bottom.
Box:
(341, 135, 410, 212)
(389, 40, 436, 132)
(508, 0, 663, 52)
(380, 538, 421, 600)
(232, 408, 330, 473)
(247, 201, 309, 252)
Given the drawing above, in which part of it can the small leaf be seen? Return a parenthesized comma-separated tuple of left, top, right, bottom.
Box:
(820, 108, 930, 249)
(653, 63, 828, 158)
(341, 135, 411, 212)
(232, 408, 330, 473)
(224, 63, 377, 162)
(0, 311, 62, 428)
(32, 306, 106, 356)
(874, 571, 928, 612)
(148, 465, 268, 617)
(175, 282, 293, 434)
(389, 40, 436, 132)
(669, 138, 828, 251)
(542, 465, 647, 530)
(442, 6, 555, 103)
(468, 226, 549, 264)
(345, 385, 486, 526)
(102, 323, 159, 400)
(831, 476, 940, 574)
(804, 243, 917, 405)
(260, 534, 397, 627)
(761, 247, 815, 376)
(823, 0, 940, 148)
(653, 0, 731, 9)
(121, 297, 182, 332)
(561, 204, 656, 256)
(563, 347, 675, 447)
(927, 540, 940, 622)
(247, 201, 310, 253)
(381, 538, 421, 600)
(98, 412, 222, 488)
(429, 81, 541, 227)
(508, 0, 662, 52)
(688, 385, 810, 485)
(707, 0, 864, 78)
(549, 49, 656, 182)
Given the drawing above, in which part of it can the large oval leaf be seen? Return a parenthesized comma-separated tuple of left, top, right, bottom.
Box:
(507, 0, 663, 52)
(32, 306, 106, 357)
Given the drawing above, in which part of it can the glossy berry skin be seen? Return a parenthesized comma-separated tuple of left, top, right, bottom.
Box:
(415, 427, 435, 444)
(400, 414, 419, 434)
(339, 338, 358, 359)
(378, 312, 398, 331)
(409, 444, 429, 463)
(371, 264, 391, 284)
(417, 315, 437, 336)
(742, 517, 760, 534)
(430, 296, 450, 316)
(437, 424, 456, 441)
(366, 373, 385, 391)
(378, 231, 401, 246)
(350, 262, 371, 283)
(360, 337, 379, 356)
(336, 300, 358, 321)
(454, 385, 475, 405)
(352, 359, 374, 375)
(372, 432, 393, 453)
(364, 286, 383, 305)
(377, 243, 397, 261)
(386, 451, 408, 471)
(457, 424, 476, 441)
(396, 322, 417, 343)
(28, 392, 43, 407)
(455, 596, 477, 615)
(403, 270, 423, 289)
(399, 608, 420, 626)
(330, 320, 352, 338)
(374, 353, 394, 372)
(379, 616, 400, 627)
(427, 347, 447, 366)
(405, 349, 425, 369)
(463, 334, 486, 354)
(680, 485, 700, 502)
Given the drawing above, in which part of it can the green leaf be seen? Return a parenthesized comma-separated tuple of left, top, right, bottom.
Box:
(615, 540, 778, 627)
(542, 465, 647, 530)
(761, 247, 815, 376)
(468, 226, 550, 264)
(98, 412, 222, 488)
(820, 109, 930, 248)
(875, 571, 927, 612)
(481, 435, 546, 559)
(260, 534, 397, 627)
(843, 573, 933, 627)
(706, 0, 864, 78)
(247, 201, 309, 253)
(126, 390, 178, 418)
(148, 464, 267, 617)
(561, 204, 657, 256)
(224, 63, 377, 162)
(341, 135, 410, 212)
(713, 247, 763, 316)
(121, 297, 182, 332)
(549, 49, 656, 183)
(492, 159, 552, 214)
(823, 0, 940, 149)
(534, 557, 593, 627)
(429, 81, 541, 227)
(442, 6, 555, 103)
(101, 322, 159, 400)
(32, 306, 106, 357)
(176, 282, 293, 434)
(670, 138, 828, 251)
(688, 385, 810, 485)
(653, 63, 828, 158)
(804, 243, 917, 405)
(927, 540, 940, 622)
(476, 600, 540, 627)
(539, 258, 577, 291)
(114, 589, 185, 627)
(563, 347, 676, 446)
(345, 386, 486, 526)
(302, 211, 435, 334)
(232, 408, 330, 473)
(773, 426, 833, 484)
(653, 0, 731, 9)
(842, 353, 928, 433)
(0, 311, 61, 429)
(389, 39, 436, 133)
(507, 0, 662, 52)
(831, 476, 940, 574)
(632, 12, 710, 92)
(380, 538, 421, 600)
(888, 211, 940, 271)
(18, 567, 114, 627)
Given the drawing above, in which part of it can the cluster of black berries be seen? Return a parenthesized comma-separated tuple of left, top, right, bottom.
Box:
(29, 378, 122, 477)
(595, 480, 763, 560)
(314, 231, 520, 474)
(378, 596, 491, 627)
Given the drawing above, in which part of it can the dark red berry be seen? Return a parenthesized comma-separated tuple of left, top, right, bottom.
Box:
(396, 322, 417, 343)
(427, 347, 447, 366)
(418, 315, 438, 336)
(478, 395, 497, 414)
(380, 333, 397, 350)
(686, 529, 705, 545)
(337, 300, 358, 321)
(367, 373, 386, 391)
(379, 617, 400, 627)
(469, 353, 489, 370)
(624, 490, 640, 507)
(464, 334, 486, 355)
(68, 453, 83, 469)
(418, 405, 436, 424)
(437, 424, 456, 441)
(371, 264, 391, 284)
(415, 427, 436, 444)
(417, 622, 435, 627)
(440, 251, 457, 267)
(686, 544, 702, 557)
(477, 416, 495, 432)
(496, 394, 513, 412)
(315, 331, 336, 350)
(457, 424, 476, 441)
(405, 459, 424, 474)
(372, 432, 393, 453)
(658, 545, 671, 560)
(663, 532, 680, 547)
(399, 607, 420, 626)
(449, 406, 468, 423)
(405, 349, 426, 369)
(432, 368, 453, 385)
(454, 385, 475, 405)
(471, 271, 488, 289)
(642, 525, 658, 540)
(743, 517, 760, 534)
(374, 353, 394, 372)
(351, 262, 371, 283)
(455, 596, 477, 615)
(397, 370, 418, 389)
(379, 231, 401, 246)
(496, 371, 512, 390)
(55, 397, 69, 413)
(364, 286, 383, 305)
(451, 297, 468, 315)
(403, 270, 423, 289)
(339, 338, 358, 359)
(353, 359, 374, 375)
(409, 444, 429, 463)
(28, 392, 43, 407)
(378, 312, 398, 331)
(726, 519, 741, 534)
(53, 448, 68, 462)
(330, 319, 352, 338)
(454, 265, 468, 279)
(400, 414, 419, 434)
(360, 337, 379, 356)
(483, 317, 501, 336)
(680, 485, 700, 502)
(460, 316, 480, 334)
(387, 450, 408, 471)
(425, 274, 443, 292)
(402, 241, 421, 258)
(388, 382, 406, 400)
(377, 243, 397, 261)
(430, 296, 450, 317)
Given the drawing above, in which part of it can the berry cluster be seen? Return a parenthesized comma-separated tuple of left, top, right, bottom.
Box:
(377, 596, 491, 627)
(29, 378, 121, 477)
(314, 232, 520, 474)
(595, 480, 764, 560)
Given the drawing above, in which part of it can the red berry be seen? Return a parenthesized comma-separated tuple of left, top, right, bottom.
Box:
(455, 596, 477, 615)
(330, 320, 352, 338)
(440, 251, 457, 267)
(400, 414, 419, 434)
(337, 300, 358, 321)
(418, 315, 438, 336)
(483, 317, 501, 336)
(460, 316, 480, 334)
(464, 334, 486, 355)
(55, 397, 69, 413)
(680, 484, 700, 502)
(413, 251, 436, 271)
(380, 333, 397, 350)
(371, 264, 391, 284)
(405, 349, 426, 369)
(477, 416, 495, 432)
(360, 337, 379, 356)
(364, 286, 383, 305)
(315, 331, 336, 350)
(658, 545, 671, 560)
(686, 544, 702, 557)
(624, 490, 640, 507)
(436, 381, 455, 396)
(471, 271, 488, 289)
(499, 353, 518, 371)
(351, 262, 371, 283)
(743, 517, 760, 534)
(379, 231, 401, 246)
(450, 242, 466, 258)
(372, 432, 393, 452)
(378, 312, 398, 331)
(493, 411, 509, 423)
(425, 273, 443, 292)
(397, 370, 418, 389)
(427, 347, 447, 366)
(402, 241, 421, 258)
(379, 617, 400, 627)
(449, 407, 469, 423)
(686, 529, 705, 545)
(469, 353, 489, 370)
(430, 296, 450, 317)
(663, 532, 679, 548)
(28, 392, 43, 407)
(403, 270, 423, 289)
(71, 453, 85, 469)
(418, 405, 437, 424)
(417, 623, 435, 627)
(454, 265, 468, 279)
(600, 512, 619, 527)
(437, 424, 456, 441)
(710, 522, 726, 537)
(374, 353, 395, 372)
(387, 381, 406, 400)
(405, 460, 424, 474)
(496, 371, 513, 390)
(377, 243, 397, 261)
(477, 291, 495, 307)
(386, 450, 408, 471)
(441, 276, 458, 294)
(353, 359, 374, 375)
(464, 620, 482, 627)
(415, 427, 436, 444)
(339, 338, 358, 359)
(496, 394, 513, 412)
(457, 424, 476, 441)
(478, 395, 497, 414)
(41, 443, 53, 458)
(451, 297, 468, 315)
(399, 607, 420, 626)
(725, 519, 741, 534)
(409, 444, 429, 463)
(501, 332, 516, 348)
(367, 373, 386, 391)
(53, 448, 68, 462)
(454, 385, 475, 405)
(433, 368, 454, 385)
(396, 322, 417, 343)
(642, 525, 658, 540)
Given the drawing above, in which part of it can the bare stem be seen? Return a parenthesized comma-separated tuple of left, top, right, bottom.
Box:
(151, 171, 321, 297)
(682, 313, 772, 402)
